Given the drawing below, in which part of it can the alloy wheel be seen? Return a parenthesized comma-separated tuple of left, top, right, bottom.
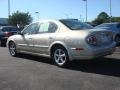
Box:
(53, 48, 68, 67)
(9, 42, 17, 56)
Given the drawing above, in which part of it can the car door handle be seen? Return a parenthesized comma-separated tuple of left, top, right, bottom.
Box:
(28, 38, 32, 40)
(49, 37, 53, 39)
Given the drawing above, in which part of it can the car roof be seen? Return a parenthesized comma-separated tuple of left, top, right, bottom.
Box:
(59, 19, 78, 21)
(33, 19, 79, 23)
(101, 22, 120, 25)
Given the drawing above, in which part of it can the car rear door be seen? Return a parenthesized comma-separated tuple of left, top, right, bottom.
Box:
(33, 22, 58, 55)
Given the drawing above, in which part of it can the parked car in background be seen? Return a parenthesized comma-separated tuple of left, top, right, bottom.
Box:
(0, 26, 19, 46)
(95, 22, 120, 46)
(7, 19, 116, 67)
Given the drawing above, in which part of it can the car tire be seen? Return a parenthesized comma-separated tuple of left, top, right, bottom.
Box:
(0, 40, 2, 46)
(115, 36, 120, 46)
(52, 46, 69, 67)
(9, 41, 17, 57)
(0, 40, 3, 47)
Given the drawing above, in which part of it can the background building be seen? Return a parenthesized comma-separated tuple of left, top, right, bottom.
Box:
(0, 18, 8, 26)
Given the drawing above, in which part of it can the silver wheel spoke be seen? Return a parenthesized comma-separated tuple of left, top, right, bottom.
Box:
(54, 48, 67, 66)
(60, 53, 65, 57)
(60, 58, 64, 63)
(55, 53, 59, 57)
(9, 43, 16, 56)
(55, 59, 59, 63)
(58, 49, 61, 55)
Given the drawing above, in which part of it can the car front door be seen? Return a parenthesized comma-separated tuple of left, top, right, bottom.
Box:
(16, 22, 40, 52)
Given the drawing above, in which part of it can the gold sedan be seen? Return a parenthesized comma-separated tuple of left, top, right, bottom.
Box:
(7, 19, 116, 67)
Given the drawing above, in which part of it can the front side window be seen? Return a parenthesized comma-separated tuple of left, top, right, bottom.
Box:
(22, 22, 40, 35)
(60, 19, 93, 30)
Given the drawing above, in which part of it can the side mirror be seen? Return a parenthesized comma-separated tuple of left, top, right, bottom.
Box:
(17, 31, 23, 35)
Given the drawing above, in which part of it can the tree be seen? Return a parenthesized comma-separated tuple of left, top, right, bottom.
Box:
(97, 12, 109, 20)
(111, 17, 120, 22)
(92, 12, 110, 25)
(9, 11, 32, 28)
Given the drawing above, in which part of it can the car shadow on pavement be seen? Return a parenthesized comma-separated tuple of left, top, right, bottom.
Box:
(17, 53, 54, 65)
(17, 53, 120, 77)
(66, 57, 120, 77)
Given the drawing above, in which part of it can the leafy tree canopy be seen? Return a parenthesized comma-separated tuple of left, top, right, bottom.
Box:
(97, 12, 109, 20)
(9, 11, 32, 28)
(92, 12, 109, 25)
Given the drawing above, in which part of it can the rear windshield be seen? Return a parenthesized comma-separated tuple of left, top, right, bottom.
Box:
(60, 19, 93, 30)
(2, 27, 18, 32)
(95, 24, 113, 28)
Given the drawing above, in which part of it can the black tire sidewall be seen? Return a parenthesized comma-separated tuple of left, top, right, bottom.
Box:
(0, 40, 1, 46)
(0, 40, 3, 47)
(115, 36, 120, 46)
(115, 36, 120, 42)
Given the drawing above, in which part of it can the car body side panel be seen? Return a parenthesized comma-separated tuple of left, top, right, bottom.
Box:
(32, 33, 50, 54)
(14, 35, 34, 52)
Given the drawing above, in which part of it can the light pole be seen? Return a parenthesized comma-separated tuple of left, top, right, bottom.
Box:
(83, 0, 87, 22)
(8, 0, 11, 18)
(110, 0, 112, 23)
(80, 14, 82, 21)
(35, 12, 40, 20)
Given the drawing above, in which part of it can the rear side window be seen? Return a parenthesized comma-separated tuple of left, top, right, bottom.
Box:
(39, 23, 49, 33)
(48, 22, 58, 33)
(38, 22, 58, 33)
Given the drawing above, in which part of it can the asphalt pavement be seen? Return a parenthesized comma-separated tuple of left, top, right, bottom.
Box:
(0, 47, 120, 90)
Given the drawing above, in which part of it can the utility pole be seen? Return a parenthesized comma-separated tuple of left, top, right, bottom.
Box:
(8, 0, 10, 18)
(35, 12, 40, 20)
(82, 0, 87, 22)
(80, 14, 82, 21)
(110, 0, 112, 23)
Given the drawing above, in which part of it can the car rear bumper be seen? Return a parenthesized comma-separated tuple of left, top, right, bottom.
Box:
(69, 42, 116, 60)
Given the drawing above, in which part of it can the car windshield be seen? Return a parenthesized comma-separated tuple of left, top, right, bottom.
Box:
(2, 27, 18, 32)
(60, 19, 93, 30)
(95, 23, 115, 29)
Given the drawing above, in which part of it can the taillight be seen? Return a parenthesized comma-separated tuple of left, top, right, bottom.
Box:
(4, 32, 12, 37)
(86, 35, 98, 45)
